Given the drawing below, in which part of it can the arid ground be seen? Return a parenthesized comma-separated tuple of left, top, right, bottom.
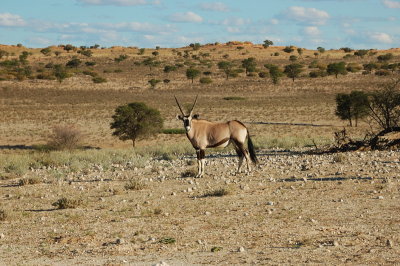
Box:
(1, 43, 400, 265)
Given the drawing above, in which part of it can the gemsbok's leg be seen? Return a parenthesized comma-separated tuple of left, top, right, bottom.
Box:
(196, 149, 201, 178)
(199, 149, 206, 177)
(235, 141, 251, 173)
(243, 149, 251, 172)
(233, 142, 245, 173)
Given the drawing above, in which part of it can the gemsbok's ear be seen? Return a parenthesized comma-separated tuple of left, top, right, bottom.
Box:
(176, 114, 184, 120)
(193, 114, 200, 119)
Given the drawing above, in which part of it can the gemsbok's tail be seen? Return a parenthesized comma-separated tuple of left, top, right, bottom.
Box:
(247, 131, 258, 164)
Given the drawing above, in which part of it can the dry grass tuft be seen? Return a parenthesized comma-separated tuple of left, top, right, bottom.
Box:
(18, 177, 42, 186)
(202, 187, 230, 197)
(0, 210, 8, 221)
(52, 197, 82, 209)
(124, 179, 146, 191)
(181, 168, 197, 178)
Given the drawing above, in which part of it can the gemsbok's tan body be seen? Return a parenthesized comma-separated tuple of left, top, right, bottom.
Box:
(175, 96, 258, 177)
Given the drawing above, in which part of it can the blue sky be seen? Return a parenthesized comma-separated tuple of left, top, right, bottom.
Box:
(0, 0, 399, 49)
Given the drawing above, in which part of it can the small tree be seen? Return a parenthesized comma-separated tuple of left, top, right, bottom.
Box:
(317, 47, 325, 54)
(163, 65, 177, 73)
(114, 54, 128, 63)
(368, 79, 400, 130)
(377, 53, 393, 62)
(110, 102, 164, 148)
(284, 63, 304, 82)
(53, 64, 70, 83)
(19, 51, 30, 65)
(218, 61, 235, 80)
(297, 48, 304, 57)
(335, 91, 369, 126)
(327, 62, 347, 78)
(142, 57, 160, 71)
(354, 49, 369, 58)
(263, 40, 273, 48)
(289, 55, 298, 62)
(265, 64, 284, 84)
(186, 68, 200, 83)
(148, 78, 161, 88)
(138, 48, 145, 55)
(40, 47, 52, 56)
(283, 46, 295, 53)
(241, 57, 257, 75)
(63, 44, 75, 53)
(0, 49, 9, 59)
(66, 58, 81, 68)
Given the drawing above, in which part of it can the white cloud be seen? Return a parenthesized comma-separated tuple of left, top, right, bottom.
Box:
(270, 19, 279, 25)
(227, 27, 241, 33)
(169, 12, 203, 23)
(369, 32, 393, 44)
(0, 13, 26, 27)
(281, 6, 330, 25)
(382, 0, 400, 8)
(221, 17, 250, 26)
(303, 26, 320, 36)
(77, 0, 152, 6)
(199, 2, 230, 12)
(27, 36, 52, 46)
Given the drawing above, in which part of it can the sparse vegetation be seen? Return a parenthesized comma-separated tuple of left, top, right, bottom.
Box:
(52, 197, 82, 209)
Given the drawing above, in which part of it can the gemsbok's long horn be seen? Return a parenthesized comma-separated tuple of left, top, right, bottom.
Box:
(174, 95, 185, 116)
(189, 95, 198, 116)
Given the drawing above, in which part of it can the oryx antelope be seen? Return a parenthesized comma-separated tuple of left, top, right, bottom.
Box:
(175, 95, 258, 178)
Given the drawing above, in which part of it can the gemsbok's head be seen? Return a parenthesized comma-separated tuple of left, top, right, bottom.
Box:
(175, 95, 199, 132)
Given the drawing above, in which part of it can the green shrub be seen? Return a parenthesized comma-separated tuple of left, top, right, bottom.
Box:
(162, 128, 186, 134)
(375, 70, 391, 76)
(92, 76, 107, 83)
(223, 96, 245, 101)
(159, 237, 176, 244)
(199, 77, 212, 84)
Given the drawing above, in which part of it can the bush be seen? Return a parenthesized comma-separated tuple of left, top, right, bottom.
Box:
(85, 61, 96, 66)
(202, 188, 230, 197)
(377, 53, 393, 62)
(346, 63, 362, 73)
(124, 179, 146, 190)
(162, 128, 186, 134)
(375, 70, 391, 76)
(18, 177, 41, 186)
(148, 79, 161, 88)
(199, 77, 213, 84)
(0, 210, 7, 221)
(309, 70, 327, 78)
(92, 76, 107, 83)
(52, 197, 82, 209)
(48, 125, 83, 150)
(258, 71, 269, 78)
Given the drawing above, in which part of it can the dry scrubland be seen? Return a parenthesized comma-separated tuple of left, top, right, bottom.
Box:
(1, 43, 400, 265)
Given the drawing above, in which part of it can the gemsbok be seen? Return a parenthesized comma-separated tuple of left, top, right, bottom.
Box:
(175, 95, 258, 177)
